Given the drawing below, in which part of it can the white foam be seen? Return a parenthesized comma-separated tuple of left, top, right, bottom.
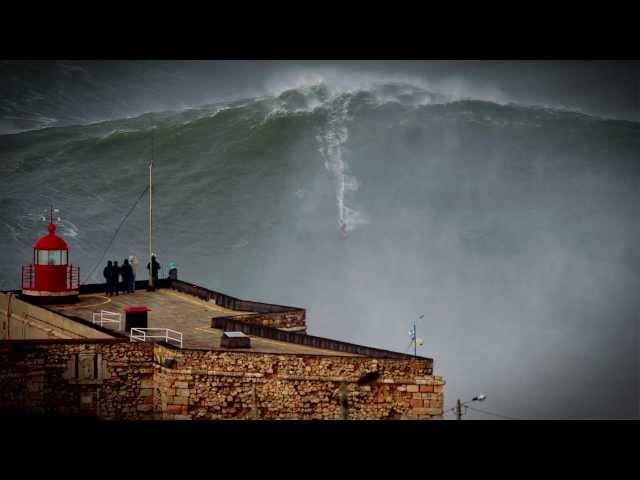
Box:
(316, 94, 368, 232)
(263, 105, 288, 122)
(4, 222, 20, 242)
(98, 128, 139, 140)
(60, 220, 79, 238)
(231, 239, 249, 249)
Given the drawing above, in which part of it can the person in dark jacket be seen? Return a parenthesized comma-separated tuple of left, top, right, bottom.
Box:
(147, 255, 160, 285)
(113, 260, 121, 295)
(120, 259, 133, 295)
(103, 260, 114, 296)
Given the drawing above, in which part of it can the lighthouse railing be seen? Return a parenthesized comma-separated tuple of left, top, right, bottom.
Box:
(21, 264, 35, 290)
(67, 265, 80, 290)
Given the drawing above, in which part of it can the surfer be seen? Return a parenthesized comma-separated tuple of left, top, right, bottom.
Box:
(147, 255, 161, 285)
(339, 219, 348, 238)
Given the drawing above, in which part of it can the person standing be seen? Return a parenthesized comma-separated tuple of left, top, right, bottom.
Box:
(103, 260, 114, 296)
(128, 255, 138, 293)
(121, 258, 133, 295)
(167, 261, 177, 281)
(147, 255, 160, 285)
(113, 260, 121, 295)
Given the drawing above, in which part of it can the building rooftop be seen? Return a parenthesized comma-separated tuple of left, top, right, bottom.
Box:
(47, 288, 362, 356)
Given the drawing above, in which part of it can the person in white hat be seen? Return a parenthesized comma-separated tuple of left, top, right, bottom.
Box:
(128, 255, 139, 293)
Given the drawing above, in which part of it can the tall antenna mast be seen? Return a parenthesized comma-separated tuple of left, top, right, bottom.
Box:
(41, 207, 61, 226)
(409, 314, 424, 358)
(413, 319, 417, 357)
(148, 125, 155, 290)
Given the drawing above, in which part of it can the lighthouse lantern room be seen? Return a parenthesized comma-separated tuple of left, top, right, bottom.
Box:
(21, 207, 80, 302)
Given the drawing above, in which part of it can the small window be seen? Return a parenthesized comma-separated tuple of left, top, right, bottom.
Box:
(48, 250, 62, 265)
(61, 251, 68, 264)
(37, 250, 48, 265)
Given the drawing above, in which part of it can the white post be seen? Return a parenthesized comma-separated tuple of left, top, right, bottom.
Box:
(148, 139, 154, 290)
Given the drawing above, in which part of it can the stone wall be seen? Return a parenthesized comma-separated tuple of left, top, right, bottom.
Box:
(153, 344, 443, 420)
(218, 312, 306, 330)
(0, 339, 444, 420)
(0, 293, 115, 341)
(169, 281, 307, 330)
(212, 317, 423, 360)
(0, 340, 154, 419)
(154, 366, 444, 420)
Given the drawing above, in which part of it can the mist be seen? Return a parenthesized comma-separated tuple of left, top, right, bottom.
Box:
(234, 91, 640, 419)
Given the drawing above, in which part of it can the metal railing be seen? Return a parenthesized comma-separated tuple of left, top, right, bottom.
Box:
(21, 265, 35, 290)
(130, 328, 183, 349)
(67, 265, 80, 290)
(92, 310, 122, 329)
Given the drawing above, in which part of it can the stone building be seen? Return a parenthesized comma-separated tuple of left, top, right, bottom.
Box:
(0, 278, 444, 420)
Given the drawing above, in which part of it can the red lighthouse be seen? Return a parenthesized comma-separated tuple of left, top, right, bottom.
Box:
(21, 208, 80, 302)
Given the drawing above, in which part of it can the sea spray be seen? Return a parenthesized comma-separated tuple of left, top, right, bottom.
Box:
(317, 94, 368, 233)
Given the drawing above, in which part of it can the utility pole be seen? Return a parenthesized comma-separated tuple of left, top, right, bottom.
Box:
(456, 398, 463, 420)
(451, 395, 486, 420)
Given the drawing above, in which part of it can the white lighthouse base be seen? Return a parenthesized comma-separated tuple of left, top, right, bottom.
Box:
(21, 289, 80, 305)
(22, 290, 79, 297)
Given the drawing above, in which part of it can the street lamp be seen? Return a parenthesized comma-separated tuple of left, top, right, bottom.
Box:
(454, 394, 487, 420)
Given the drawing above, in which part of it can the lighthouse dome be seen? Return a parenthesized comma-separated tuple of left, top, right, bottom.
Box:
(33, 223, 69, 250)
